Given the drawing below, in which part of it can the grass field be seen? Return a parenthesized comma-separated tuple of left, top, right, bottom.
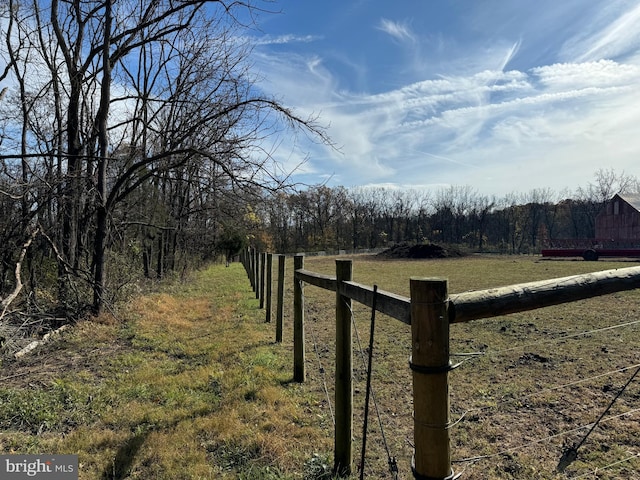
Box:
(293, 254, 640, 479)
(0, 254, 639, 479)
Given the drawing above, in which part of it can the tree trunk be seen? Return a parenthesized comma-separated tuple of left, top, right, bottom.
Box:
(91, 0, 112, 315)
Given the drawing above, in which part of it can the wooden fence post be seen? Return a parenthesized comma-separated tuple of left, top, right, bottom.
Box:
(335, 259, 353, 476)
(260, 252, 266, 308)
(293, 254, 305, 382)
(250, 247, 256, 291)
(244, 248, 250, 278)
(276, 255, 285, 343)
(410, 278, 455, 480)
(253, 249, 260, 300)
(265, 253, 273, 322)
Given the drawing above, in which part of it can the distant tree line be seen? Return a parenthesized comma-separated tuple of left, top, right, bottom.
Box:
(257, 169, 640, 254)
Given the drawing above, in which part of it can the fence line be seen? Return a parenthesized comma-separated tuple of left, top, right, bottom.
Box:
(239, 247, 640, 479)
(285, 263, 640, 326)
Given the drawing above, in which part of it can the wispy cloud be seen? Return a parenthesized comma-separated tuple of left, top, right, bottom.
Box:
(254, 49, 640, 192)
(561, 2, 640, 62)
(251, 1, 640, 194)
(531, 60, 640, 89)
(377, 18, 416, 43)
(253, 34, 322, 46)
(500, 39, 522, 71)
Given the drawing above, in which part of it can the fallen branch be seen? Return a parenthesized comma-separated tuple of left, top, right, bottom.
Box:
(38, 227, 77, 277)
(0, 227, 39, 321)
(14, 324, 70, 359)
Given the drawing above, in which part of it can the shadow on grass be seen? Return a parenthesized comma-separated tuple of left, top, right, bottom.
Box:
(101, 431, 148, 480)
(279, 377, 299, 387)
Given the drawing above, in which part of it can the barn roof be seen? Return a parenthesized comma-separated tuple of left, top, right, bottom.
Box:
(617, 193, 640, 212)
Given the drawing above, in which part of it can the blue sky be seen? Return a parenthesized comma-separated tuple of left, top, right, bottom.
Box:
(248, 0, 640, 196)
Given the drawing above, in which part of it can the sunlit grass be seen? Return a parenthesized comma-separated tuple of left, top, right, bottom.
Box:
(1, 255, 638, 479)
(291, 254, 640, 479)
(0, 262, 332, 479)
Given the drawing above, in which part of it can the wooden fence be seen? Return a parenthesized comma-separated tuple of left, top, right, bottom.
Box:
(239, 247, 640, 479)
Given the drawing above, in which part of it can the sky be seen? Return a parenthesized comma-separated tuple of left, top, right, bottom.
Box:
(246, 0, 640, 197)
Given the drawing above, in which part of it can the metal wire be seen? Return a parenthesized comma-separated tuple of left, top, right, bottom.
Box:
(305, 294, 336, 426)
(348, 297, 399, 479)
(455, 362, 640, 420)
(556, 362, 640, 473)
(570, 450, 640, 478)
(453, 407, 640, 464)
(485, 316, 640, 358)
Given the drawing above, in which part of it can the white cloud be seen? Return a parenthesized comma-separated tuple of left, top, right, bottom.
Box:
(251, 1, 640, 195)
(531, 60, 640, 90)
(499, 39, 522, 71)
(253, 34, 322, 46)
(377, 18, 416, 44)
(255, 53, 640, 194)
(561, 2, 640, 62)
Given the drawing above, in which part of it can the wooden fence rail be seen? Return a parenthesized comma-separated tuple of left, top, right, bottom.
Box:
(295, 264, 640, 326)
(240, 247, 640, 479)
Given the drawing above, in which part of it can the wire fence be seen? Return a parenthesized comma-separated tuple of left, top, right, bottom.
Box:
(241, 248, 640, 479)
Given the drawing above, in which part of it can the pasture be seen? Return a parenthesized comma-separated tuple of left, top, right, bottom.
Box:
(0, 254, 638, 479)
(289, 254, 640, 479)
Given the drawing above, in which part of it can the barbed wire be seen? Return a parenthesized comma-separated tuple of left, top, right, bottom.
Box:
(451, 362, 640, 420)
(556, 363, 640, 473)
(448, 315, 640, 373)
(292, 267, 640, 478)
(339, 293, 640, 478)
(486, 315, 640, 358)
(570, 450, 640, 479)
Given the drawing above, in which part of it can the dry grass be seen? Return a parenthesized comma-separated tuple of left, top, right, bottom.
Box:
(1, 255, 639, 479)
(286, 254, 640, 479)
(0, 264, 331, 479)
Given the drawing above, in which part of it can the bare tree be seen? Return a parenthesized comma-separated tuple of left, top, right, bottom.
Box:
(0, 0, 329, 316)
(573, 169, 639, 239)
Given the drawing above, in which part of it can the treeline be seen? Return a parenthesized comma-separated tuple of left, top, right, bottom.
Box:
(257, 169, 640, 254)
(0, 1, 323, 319)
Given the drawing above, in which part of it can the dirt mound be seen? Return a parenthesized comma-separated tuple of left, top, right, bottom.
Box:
(377, 242, 465, 259)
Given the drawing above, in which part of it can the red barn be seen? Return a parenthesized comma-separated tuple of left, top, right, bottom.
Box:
(595, 193, 640, 243)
